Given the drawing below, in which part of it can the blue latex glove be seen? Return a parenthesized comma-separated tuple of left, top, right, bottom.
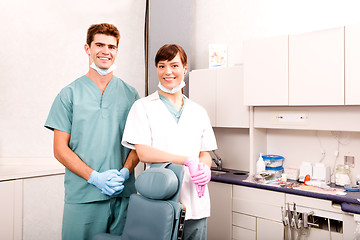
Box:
(87, 169, 121, 196)
(104, 168, 130, 196)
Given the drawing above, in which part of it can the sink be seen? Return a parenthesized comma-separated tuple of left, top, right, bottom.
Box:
(233, 172, 247, 175)
(211, 169, 229, 175)
(211, 168, 248, 176)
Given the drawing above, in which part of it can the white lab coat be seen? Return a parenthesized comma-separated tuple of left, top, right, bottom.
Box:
(122, 91, 217, 220)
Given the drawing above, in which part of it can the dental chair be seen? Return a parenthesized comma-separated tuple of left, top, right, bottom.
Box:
(92, 163, 186, 240)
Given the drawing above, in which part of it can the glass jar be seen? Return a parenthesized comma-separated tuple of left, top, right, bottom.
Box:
(335, 164, 351, 186)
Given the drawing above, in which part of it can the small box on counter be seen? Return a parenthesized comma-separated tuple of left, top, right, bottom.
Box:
(284, 168, 299, 181)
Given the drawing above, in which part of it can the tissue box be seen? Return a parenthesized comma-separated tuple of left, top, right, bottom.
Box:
(299, 162, 313, 182)
(284, 168, 299, 181)
(312, 163, 330, 184)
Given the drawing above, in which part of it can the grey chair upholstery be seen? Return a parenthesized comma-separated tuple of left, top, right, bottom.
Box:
(92, 163, 185, 240)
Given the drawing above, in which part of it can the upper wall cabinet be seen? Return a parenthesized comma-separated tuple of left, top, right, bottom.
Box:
(289, 27, 344, 105)
(244, 27, 345, 106)
(243, 35, 289, 106)
(189, 66, 249, 128)
(345, 23, 360, 105)
(189, 68, 217, 126)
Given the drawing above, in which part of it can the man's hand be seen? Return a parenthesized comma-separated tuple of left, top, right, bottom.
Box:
(87, 169, 121, 196)
(104, 168, 130, 196)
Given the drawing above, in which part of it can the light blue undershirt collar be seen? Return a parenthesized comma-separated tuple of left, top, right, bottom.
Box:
(159, 93, 187, 123)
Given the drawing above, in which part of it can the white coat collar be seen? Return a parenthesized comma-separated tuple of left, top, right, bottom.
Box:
(147, 91, 161, 101)
(148, 91, 188, 102)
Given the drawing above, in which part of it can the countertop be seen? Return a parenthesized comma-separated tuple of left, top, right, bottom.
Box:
(0, 158, 65, 181)
(3, 160, 360, 214)
(211, 168, 360, 215)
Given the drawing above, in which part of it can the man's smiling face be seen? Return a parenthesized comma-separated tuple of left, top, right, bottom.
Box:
(87, 34, 118, 70)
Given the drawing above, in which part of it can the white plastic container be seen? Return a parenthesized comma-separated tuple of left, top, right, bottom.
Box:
(256, 153, 265, 174)
(299, 162, 313, 182)
(312, 163, 330, 184)
(284, 168, 299, 180)
(263, 155, 284, 168)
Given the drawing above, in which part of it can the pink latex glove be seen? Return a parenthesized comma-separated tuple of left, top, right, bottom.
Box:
(184, 158, 203, 197)
(191, 163, 211, 197)
(192, 163, 211, 185)
(184, 158, 202, 177)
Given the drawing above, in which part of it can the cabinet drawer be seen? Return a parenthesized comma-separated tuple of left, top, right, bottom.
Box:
(232, 185, 284, 221)
(233, 197, 282, 222)
(286, 194, 342, 214)
(233, 185, 284, 206)
(291, 227, 342, 240)
(232, 226, 256, 240)
(232, 212, 256, 230)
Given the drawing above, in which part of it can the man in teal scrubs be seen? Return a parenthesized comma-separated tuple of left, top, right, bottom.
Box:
(45, 23, 140, 240)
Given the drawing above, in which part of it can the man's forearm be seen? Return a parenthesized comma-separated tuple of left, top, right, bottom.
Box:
(123, 149, 140, 173)
(54, 129, 93, 180)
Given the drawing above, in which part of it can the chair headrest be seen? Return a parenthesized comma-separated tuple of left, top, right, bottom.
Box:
(135, 167, 179, 200)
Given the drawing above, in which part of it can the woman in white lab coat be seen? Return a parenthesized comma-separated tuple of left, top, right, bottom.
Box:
(122, 44, 217, 239)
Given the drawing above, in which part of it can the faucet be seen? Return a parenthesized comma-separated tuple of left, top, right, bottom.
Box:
(211, 150, 222, 169)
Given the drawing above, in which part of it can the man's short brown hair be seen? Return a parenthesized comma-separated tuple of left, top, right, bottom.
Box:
(86, 23, 120, 46)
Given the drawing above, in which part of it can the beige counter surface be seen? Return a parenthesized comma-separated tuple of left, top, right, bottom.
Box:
(0, 158, 65, 181)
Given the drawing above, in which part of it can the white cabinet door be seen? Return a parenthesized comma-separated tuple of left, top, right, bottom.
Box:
(243, 35, 289, 106)
(23, 174, 64, 240)
(189, 67, 249, 127)
(289, 27, 344, 105)
(343, 213, 357, 240)
(0, 181, 15, 240)
(207, 181, 232, 240)
(345, 23, 360, 105)
(216, 66, 249, 128)
(0, 180, 22, 240)
(257, 218, 283, 240)
(189, 69, 217, 126)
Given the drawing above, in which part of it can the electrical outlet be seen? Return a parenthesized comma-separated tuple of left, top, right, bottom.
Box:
(275, 112, 308, 124)
(344, 156, 355, 168)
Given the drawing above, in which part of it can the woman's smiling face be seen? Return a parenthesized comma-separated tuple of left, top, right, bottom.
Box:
(156, 53, 187, 90)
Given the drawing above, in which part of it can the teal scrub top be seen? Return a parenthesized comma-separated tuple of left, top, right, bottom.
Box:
(45, 75, 139, 203)
(158, 93, 187, 123)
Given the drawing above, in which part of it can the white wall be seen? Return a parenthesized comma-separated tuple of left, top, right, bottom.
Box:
(267, 129, 360, 183)
(213, 128, 249, 171)
(0, 0, 146, 158)
(191, 0, 360, 174)
(3, 0, 360, 175)
(191, 0, 360, 69)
